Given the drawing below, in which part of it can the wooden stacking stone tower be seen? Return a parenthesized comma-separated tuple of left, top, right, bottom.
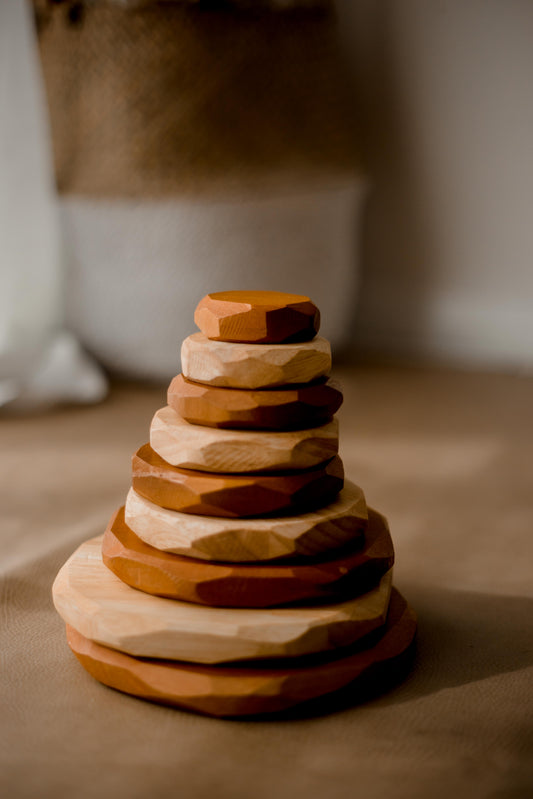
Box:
(53, 290, 416, 717)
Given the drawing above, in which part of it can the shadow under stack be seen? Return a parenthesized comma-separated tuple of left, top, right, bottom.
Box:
(52, 291, 417, 717)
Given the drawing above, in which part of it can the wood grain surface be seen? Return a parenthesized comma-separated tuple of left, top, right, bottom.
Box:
(150, 405, 339, 473)
(167, 374, 343, 430)
(102, 507, 393, 607)
(194, 290, 320, 344)
(131, 444, 344, 517)
(53, 537, 393, 663)
(64, 589, 416, 717)
(125, 481, 367, 562)
(181, 333, 331, 389)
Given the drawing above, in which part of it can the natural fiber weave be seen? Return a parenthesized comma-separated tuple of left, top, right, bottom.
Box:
(33, 0, 360, 197)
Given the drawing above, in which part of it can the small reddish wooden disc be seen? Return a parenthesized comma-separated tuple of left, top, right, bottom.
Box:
(131, 444, 344, 517)
(101, 507, 393, 607)
(65, 589, 417, 717)
(194, 290, 320, 343)
(167, 374, 343, 430)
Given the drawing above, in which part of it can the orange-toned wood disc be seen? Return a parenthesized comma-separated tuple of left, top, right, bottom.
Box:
(65, 589, 416, 717)
(132, 444, 344, 517)
(102, 507, 393, 607)
(168, 374, 343, 431)
(194, 290, 320, 343)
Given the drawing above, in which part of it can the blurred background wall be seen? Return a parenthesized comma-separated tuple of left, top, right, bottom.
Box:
(338, 0, 533, 369)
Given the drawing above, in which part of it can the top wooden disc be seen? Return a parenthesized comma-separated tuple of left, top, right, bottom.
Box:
(194, 291, 320, 343)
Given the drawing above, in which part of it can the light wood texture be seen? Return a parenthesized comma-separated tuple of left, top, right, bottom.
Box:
(131, 444, 344, 517)
(53, 537, 393, 663)
(194, 290, 320, 344)
(65, 590, 416, 717)
(167, 374, 343, 430)
(150, 405, 339, 473)
(181, 333, 331, 389)
(102, 507, 392, 607)
(125, 481, 367, 562)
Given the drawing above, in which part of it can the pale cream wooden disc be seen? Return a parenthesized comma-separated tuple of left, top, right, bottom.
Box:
(125, 481, 368, 562)
(150, 405, 339, 473)
(181, 332, 331, 389)
(53, 537, 392, 664)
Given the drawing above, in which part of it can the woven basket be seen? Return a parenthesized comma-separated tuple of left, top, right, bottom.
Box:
(33, 0, 365, 378)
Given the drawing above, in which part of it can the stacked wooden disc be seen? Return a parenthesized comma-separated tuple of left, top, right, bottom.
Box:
(53, 290, 416, 717)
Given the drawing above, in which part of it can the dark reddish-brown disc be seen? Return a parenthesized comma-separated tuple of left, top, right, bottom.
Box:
(167, 374, 343, 430)
(65, 589, 416, 717)
(101, 507, 393, 607)
(194, 290, 320, 343)
(131, 444, 344, 517)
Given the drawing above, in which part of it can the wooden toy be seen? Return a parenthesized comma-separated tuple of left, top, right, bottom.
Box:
(150, 405, 339, 473)
(167, 374, 343, 431)
(102, 507, 393, 607)
(181, 333, 331, 389)
(125, 482, 368, 562)
(132, 444, 344, 517)
(53, 537, 393, 663)
(52, 288, 416, 716)
(194, 290, 320, 344)
(65, 589, 416, 717)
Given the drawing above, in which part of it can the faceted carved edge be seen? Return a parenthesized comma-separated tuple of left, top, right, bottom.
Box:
(181, 333, 331, 389)
(53, 537, 393, 663)
(150, 405, 339, 473)
(125, 481, 367, 562)
(102, 506, 393, 607)
(194, 290, 320, 344)
(131, 444, 344, 518)
(168, 374, 343, 431)
(65, 590, 416, 717)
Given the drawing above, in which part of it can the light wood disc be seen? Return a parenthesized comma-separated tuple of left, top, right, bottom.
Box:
(64, 589, 416, 717)
(181, 333, 331, 389)
(125, 481, 367, 562)
(150, 405, 339, 473)
(53, 537, 393, 664)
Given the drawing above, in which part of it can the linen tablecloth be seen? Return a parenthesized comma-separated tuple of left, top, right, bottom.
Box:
(2, 366, 532, 799)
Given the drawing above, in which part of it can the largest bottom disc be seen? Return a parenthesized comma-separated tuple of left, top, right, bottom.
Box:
(65, 589, 416, 718)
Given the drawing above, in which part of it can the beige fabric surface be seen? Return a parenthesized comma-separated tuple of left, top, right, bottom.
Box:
(2, 366, 532, 799)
